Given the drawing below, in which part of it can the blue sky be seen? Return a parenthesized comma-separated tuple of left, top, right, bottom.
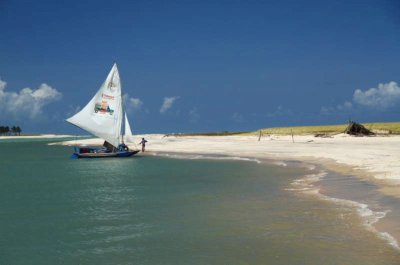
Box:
(0, 0, 399, 134)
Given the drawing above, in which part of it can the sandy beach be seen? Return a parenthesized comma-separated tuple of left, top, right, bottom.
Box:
(0, 134, 75, 139)
(57, 133, 400, 183)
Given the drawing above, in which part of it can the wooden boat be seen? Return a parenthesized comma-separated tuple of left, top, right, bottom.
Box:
(66, 64, 140, 159)
(72, 147, 140, 158)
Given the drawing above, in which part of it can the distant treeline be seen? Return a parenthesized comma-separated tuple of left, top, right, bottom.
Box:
(0, 126, 22, 136)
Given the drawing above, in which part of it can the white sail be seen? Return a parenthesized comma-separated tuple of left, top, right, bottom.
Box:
(67, 63, 131, 148)
(124, 113, 134, 143)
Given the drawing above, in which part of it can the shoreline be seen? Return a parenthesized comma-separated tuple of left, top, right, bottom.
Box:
(54, 133, 400, 251)
(150, 151, 400, 251)
(285, 162, 400, 251)
(55, 133, 400, 181)
(0, 134, 76, 139)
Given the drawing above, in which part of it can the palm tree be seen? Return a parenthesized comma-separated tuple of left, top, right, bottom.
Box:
(0, 125, 21, 135)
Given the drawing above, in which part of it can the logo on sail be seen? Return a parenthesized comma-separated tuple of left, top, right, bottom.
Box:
(94, 101, 114, 115)
(108, 80, 116, 92)
(102, 93, 115, 100)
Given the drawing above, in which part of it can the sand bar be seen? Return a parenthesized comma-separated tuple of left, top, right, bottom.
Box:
(0, 134, 75, 139)
(56, 133, 400, 183)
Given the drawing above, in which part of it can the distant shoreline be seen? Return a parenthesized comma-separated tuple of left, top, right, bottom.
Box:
(10, 129, 399, 192)
(55, 133, 400, 183)
(0, 134, 76, 139)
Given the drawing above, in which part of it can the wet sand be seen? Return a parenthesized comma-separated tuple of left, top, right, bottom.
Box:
(286, 163, 400, 251)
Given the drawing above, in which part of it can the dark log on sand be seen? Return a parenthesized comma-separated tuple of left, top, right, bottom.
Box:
(344, 121, 374, 136)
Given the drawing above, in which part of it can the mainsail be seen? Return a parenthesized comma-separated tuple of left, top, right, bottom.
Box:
(67, 64, 133, 148)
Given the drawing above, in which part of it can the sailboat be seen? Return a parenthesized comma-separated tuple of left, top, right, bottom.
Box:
(66, 63, 140, 158)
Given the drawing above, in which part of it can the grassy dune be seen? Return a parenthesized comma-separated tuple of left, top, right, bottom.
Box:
(253, 122, 400, 135)
(167, 122, 400, 137)
(165, 131, 247, 137)
(362, 122, 400, 134)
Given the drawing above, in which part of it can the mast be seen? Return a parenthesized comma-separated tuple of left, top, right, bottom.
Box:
(120, 63, 124, 145)
(66, 63, 126, 148)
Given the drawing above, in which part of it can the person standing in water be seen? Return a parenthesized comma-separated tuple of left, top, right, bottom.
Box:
(139, 138, 148, 152)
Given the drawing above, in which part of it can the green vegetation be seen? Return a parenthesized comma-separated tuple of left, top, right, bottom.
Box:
(361, 122, 400, 134)
(0, 125, 22, 136)
(165, 131, 248, 137)
(166, 122, 400, 137)
(252, 122, 400, 135)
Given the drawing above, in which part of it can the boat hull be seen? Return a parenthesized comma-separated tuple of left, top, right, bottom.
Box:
(72, 150, 140, 159)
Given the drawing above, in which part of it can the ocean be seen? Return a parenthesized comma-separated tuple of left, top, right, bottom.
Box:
(0, 139, 399, 264)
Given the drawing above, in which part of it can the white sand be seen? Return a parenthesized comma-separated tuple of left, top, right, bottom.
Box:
(0, 134, 75, 139)
(56, 133, 400, 182)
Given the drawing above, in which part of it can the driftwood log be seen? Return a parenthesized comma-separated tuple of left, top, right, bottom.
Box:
(344, 121, 374, 136)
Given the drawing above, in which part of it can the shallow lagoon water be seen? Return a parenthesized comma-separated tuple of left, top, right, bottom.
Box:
(0, 140, 399, 264)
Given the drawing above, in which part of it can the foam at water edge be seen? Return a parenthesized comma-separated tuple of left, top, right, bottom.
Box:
(307, 165, 316, 171)
(288, 171, 400, 251)
(356, 205, 399, 250)
(324, 196, 399, 250)
(274, 161, 287, 167)
(151, 152, 261, 164)
(285, 172, 327, 192)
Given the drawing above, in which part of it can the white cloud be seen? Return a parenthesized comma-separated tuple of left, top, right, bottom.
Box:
(66, 105, 81, 118)
(353, 81, 400, 109)
(123, 93, 144, 112)
(189, 107, 200, 123)
(160, 96, 179, 113)
(129, 97, 143, 109)
(266, 105, 292, 118)
(321, 101, 353, 115)
(232, 112, 244, 122)
(0, 79, 6, 91)
(336, 101, 353, 111)
(321, 81, 400, 115)
(320, 106, 333, 115)
(0, 78, 62, 119)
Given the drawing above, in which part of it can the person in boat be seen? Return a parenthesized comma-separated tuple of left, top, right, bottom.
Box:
(139, 138, 147, 152)
(118, 143, 129, 152)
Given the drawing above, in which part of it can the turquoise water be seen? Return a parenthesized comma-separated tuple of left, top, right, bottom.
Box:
(0, 140, 399, 264)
